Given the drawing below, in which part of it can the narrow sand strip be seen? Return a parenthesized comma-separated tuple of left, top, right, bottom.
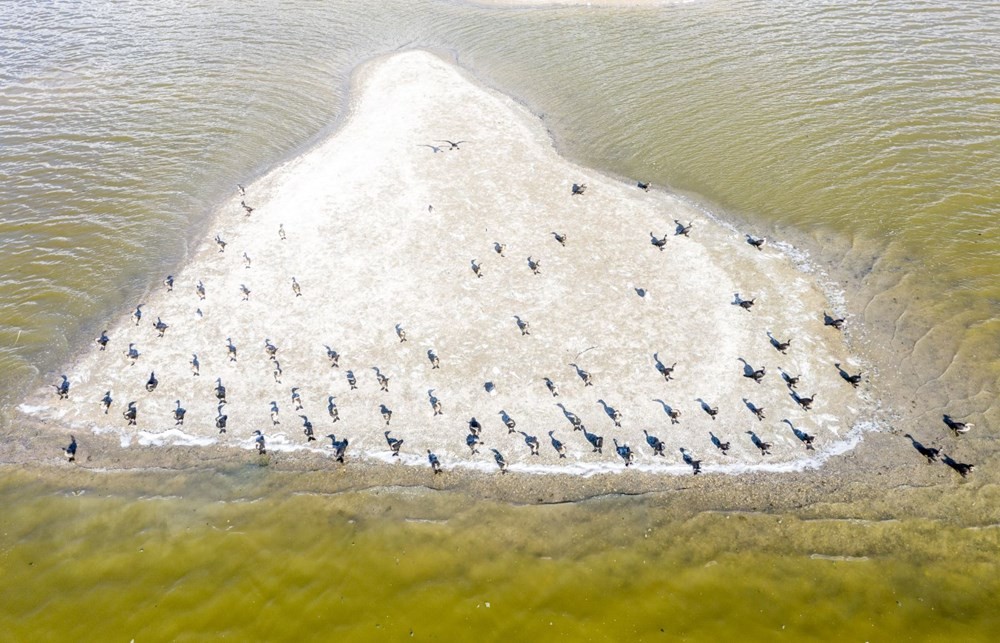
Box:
(17, 50, 871, 479)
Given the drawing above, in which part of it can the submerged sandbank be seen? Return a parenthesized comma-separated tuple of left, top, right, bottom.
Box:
(11, 50, 879, 493)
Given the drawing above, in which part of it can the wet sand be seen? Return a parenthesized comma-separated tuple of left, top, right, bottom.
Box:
(8, 50, 893, 502)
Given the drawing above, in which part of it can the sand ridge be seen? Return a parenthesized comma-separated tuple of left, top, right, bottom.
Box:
(17, 50, 871, 478)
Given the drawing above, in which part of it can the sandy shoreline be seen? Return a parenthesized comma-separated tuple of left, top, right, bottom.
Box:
(7, 50, 896, 502)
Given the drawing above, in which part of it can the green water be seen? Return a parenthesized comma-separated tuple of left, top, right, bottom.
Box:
(1, 0, 998, 637)
(2, 469, 998, 640)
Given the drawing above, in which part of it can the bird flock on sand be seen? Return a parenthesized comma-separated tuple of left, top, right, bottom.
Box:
(49, 140, 977, 479)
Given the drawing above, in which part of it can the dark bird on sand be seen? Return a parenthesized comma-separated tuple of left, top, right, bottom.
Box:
(527, 256, 541, 275)
(96, 330, 110, 350)
(468, 417, 482, 436)
(123, 401, 137, 425)
(674, 220, 692, 236)
(196, 280, 206, 300)
(637, 181, 650, 191)
(216, 406, 228, 434)
(680, 448, 702, 475)
(173, 400, 186, 425)
(328, 396, 339, 422)
(300, 415, 315, 442)
(324, 345, 341, 368)
(471, 259, 484, 278)
(466, 432, 483, 455)
(499, 410, 517, 433)
(824, 312, 845, 329)
(904, 433, 940, 463)
(164, 275, 174, 292)
(145, 371, 158, 393)
(493, 242, 506, 257)
(253, 430, 266, 455)
(153, 317, 168, 338)
(101, 390, 112, 414)
(835, 362, 862, 388)
(643, 430, 665, 457)
(747, 431, 771, 455)
(613, 439, 635, 466)
(943, 456, 974, 478)
(548, 431, 568, 458)
(515, 316, 530, 336)
(64, 435, 77, 462)
(215, 234, 226, 252)
(132, 305, 144, 326)
(735, 294, 755, 311)
(710, 432, 730, 455)
(584, 428, 604, 454)
(943, 415, 974, 435)
(571, 183, 587, 196)
(794, 393, 816, 410)
(214, 378, 226, 402)
(746, 235, 766, 250)
(650, 232, 667, 251)
(520, 431, 540, 456)
(552, 231, 567, 246)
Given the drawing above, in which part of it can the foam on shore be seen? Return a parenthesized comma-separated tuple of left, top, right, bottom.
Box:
(16, 50, 873, 478)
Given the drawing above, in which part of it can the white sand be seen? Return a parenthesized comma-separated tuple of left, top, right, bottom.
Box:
(20, 51, 870, 477)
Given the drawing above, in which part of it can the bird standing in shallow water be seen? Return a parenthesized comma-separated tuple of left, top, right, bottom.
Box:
(253, 430, 266, 455)
(492, 449, 508, 474)
(427, 450, 442, 474)
(747, 235, 766, 250)
(384, 431, 403, 457)
(53, 375, 70, 400)
(123, 401, 137, 426)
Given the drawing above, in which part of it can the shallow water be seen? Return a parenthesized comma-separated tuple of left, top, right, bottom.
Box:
(0, 0, 998, 636)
